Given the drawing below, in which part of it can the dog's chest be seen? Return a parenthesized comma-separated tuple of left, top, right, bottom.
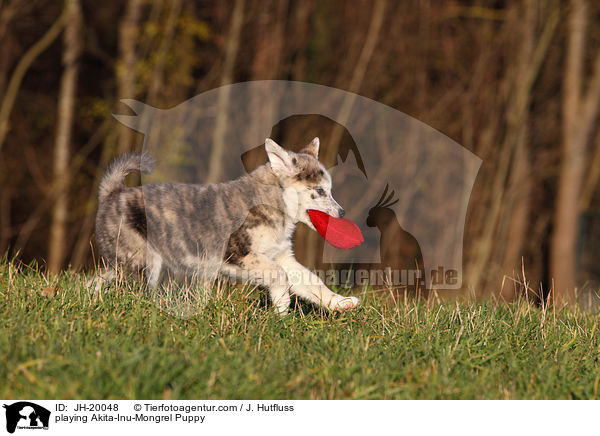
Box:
(248, 220, 295, 259)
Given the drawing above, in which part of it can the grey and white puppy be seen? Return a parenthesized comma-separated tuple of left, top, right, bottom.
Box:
(95, 137, 360, 313)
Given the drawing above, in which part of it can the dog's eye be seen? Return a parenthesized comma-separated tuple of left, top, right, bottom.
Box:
(315, 187, 325, 196)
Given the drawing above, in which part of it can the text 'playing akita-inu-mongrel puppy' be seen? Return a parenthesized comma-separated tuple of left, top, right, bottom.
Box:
(94, 137, 360, 314)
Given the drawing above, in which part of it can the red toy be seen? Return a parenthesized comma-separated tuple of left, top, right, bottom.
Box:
(307, 209, 364, 249)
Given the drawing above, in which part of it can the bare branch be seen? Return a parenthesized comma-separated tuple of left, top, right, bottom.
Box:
(326, 0, 387, 163)
(0, 8, 68, 151)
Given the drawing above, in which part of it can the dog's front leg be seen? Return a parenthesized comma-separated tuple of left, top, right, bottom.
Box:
(224, 255, 291, 314)
(276, 253, 360, 311)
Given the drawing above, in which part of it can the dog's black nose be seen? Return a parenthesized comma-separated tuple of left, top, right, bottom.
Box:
(338, 208, 346, 218)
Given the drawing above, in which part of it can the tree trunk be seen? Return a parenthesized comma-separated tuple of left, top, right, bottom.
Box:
(468, 0, 558, 296)
(246, 0, 288, 146)
(116, 0, 143, 154)
(499, 0, 536, 300)
(206, 0, 245, 184)
(47, 0, 82, 273)
(551, 0, 600, 306)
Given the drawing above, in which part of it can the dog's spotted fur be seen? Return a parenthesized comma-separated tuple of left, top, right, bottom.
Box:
(95, 138, 360, 313)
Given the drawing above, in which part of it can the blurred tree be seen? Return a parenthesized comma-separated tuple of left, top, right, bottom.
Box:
(48, 0, 83, 272)
(2, 0, 600, 304)
(116, 0, 143, 154)
(207, 0, 245, 183)
(0, 5, 67, 151)
(468, 0, 558, 301)
(551, 0, 600, 306)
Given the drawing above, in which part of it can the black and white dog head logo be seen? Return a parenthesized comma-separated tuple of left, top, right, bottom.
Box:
(3, 402, 50, 434)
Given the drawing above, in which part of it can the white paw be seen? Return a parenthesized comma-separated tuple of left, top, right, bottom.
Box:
(335, 296, 360, 311)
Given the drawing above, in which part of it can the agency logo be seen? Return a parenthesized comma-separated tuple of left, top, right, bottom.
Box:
(112, 80, 481, 316)
(3, 402, 50, 434)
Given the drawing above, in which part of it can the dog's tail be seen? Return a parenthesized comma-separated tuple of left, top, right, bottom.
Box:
(98, 153, 154, 203)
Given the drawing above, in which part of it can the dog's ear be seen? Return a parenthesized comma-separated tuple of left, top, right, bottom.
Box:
(265, 138, 296, 175)
(300, 137, 320, 158)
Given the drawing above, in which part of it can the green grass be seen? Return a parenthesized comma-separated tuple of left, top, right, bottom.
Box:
(1, 259, 599, 400)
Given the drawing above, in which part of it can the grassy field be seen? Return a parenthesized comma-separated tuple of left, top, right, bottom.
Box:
(1, 259, 599, 400)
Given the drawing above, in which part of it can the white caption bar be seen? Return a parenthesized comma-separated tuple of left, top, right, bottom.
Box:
(0, 400, 595, 436)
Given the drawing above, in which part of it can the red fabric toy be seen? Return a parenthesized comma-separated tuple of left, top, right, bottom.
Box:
(307, 209, 364, 249)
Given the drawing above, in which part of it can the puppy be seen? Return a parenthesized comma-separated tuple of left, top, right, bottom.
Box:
(95, 137, 360, 314)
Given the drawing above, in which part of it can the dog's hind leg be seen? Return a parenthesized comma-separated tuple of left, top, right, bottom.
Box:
(145, 247, 164, 288)
(87, 267, 115, 293)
